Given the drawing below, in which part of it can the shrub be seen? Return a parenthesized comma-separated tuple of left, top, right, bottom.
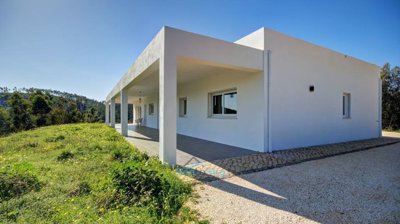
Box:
(106, 134, 121, 141)
(111, 150, 125, 161)
(0, 171, 41, 201)
(57, 151, 74, 161)
(112, 160, 191, 217)
(45, 134, 65, 142)
(111, 147, 149, 162)
(24, 142, 39, 148)
(69, 181, 91, 196)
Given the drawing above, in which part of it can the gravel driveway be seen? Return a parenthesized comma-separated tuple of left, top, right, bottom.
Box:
(191, 142, 400, 223)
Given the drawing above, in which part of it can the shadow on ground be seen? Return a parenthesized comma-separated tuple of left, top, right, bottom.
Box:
(123, 124, 400, 223)
(188, 142, 400, 223)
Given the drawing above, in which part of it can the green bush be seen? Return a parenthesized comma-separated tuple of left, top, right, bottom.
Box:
(0, 124, 199, 223)
(111, 150, 125, 161)
(69, 181, 91, 196)
(45, 134, 65, 142)
(57, 151, 74, 161)
(111, 147, 149, 162)
(0, 171, 41, 201)
(24, 142, 39, 148)
(112, 159, 191, 217)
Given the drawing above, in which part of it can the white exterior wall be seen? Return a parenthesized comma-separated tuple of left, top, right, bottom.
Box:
(138, 72, 264, 152)
(140, 94, 159, 129)
(108, 26, 381, 158)
(264, 29, 381, 150)
(177, 72, 264, 151)
(146, 99, 159, 129)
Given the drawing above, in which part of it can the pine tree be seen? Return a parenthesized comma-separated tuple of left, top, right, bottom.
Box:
(0, 107, 11, 136)
(83, 107, 101, 123)
(381, 63, 400, 130)
(7, 92, 34, 131)
(31, 91, 51, 126)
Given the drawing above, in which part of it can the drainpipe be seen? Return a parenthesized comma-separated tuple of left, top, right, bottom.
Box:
(378, 76, 382, 137)
(266, 50, 272, 152)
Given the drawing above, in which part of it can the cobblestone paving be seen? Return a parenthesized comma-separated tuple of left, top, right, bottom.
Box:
(177, 137, 400, 182)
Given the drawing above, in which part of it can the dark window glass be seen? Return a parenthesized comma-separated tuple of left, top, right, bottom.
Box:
(213, 95, 222, 114)
(149, 104, 154, 115)
(183, 99, 187, 115)
(342, 96, 345, 116)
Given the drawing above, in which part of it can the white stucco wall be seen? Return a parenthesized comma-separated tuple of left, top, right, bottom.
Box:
(235, 27, 265, 50)
(264, 29, 381, 150)
(141, 94, 159, 129)
(131, 93, 159, 129)
(138, 72, 264, 152)
(176, 72, 264, 151)
(108, 26, 381, 156)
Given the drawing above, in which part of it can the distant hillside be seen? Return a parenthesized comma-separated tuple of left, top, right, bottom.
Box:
(0, 87, 105, 120)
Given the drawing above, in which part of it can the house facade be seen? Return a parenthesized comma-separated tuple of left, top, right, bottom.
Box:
(105, 26, 381, 166)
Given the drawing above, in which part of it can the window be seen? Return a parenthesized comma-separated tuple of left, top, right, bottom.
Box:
(342, 93, 351, 118)
(179, 97, 187, 117)
(148, 103, 154, 115)
(209, 89, 237, 118)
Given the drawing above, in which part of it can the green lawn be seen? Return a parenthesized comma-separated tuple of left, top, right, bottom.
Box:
(0, 123, 203, 223)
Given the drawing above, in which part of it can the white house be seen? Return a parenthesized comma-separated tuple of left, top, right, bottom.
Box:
(105, 26, 381, 166)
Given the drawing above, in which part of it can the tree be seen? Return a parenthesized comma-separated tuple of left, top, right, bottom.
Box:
(0, 87, 106, 131)
(381, 63, 400, 130)
(7, 92, 34, 131)
(30, 91, 51, 126)
(83, 107, 101, 123)
(47, 97, 68, 125)
(0, 107, 11, 136)
(47, 107, 67, 125)
(65, 101, 82, 123)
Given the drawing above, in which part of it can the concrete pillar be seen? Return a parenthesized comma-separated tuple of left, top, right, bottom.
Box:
(132, 104, 136, 124)
(105, 102, 110, 125)
(120, 88, 128, 136)
(110, 98, 116, 128)
(159, 55, 177, 166)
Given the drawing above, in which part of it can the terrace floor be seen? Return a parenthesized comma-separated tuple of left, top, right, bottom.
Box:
(116, 124, 400, 182)
(115, 124, 259, 166)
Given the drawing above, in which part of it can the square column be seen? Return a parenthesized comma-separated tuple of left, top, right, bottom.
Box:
(133, 105, 137, 125)
(110, 98, 116, 128)
(159, 56, 177, 166)
(105, 102, 110, 125)
(120, 88, 128, 136)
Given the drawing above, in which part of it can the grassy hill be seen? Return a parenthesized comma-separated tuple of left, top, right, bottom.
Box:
(0, 124, 201, 223)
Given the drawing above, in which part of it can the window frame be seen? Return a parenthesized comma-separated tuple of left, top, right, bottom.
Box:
(148, 103, 154, 116)
(208, 88, 238, 119)
(179, 97, 187, 117)
(342, 93, 351, 119)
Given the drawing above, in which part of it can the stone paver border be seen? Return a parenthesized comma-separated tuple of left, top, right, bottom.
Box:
(177, 137, 400, 182)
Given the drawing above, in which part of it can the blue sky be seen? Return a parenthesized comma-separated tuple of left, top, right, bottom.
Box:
(0, 0, 399, 101)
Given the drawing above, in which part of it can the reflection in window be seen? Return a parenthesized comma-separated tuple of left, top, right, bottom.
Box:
(224, 92, 237, 114)
(210, 89, 237, 117)
(148, 103, 154, 115)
